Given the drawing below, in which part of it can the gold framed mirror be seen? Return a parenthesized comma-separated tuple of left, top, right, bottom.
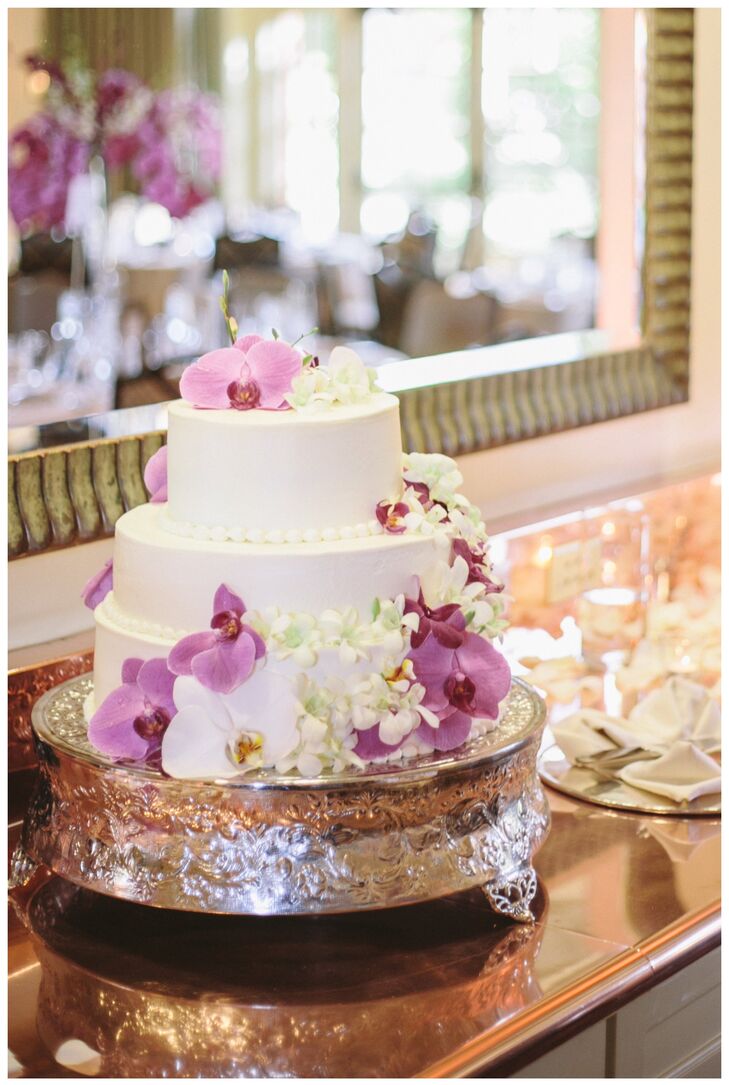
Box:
(8, 8, 693, 561)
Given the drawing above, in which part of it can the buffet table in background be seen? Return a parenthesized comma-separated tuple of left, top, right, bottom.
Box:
(8, 472, 721, 1078)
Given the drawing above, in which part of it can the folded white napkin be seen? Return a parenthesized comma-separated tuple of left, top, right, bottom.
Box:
(627, 675, 721, 752)
(619, 741, 721, 803)
(550, 709, 625, 764)
(552, 678, 722, 805)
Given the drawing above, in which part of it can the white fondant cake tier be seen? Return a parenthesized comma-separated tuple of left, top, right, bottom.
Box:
(165, 393, 403, 532)
(110, 503, 441, 632)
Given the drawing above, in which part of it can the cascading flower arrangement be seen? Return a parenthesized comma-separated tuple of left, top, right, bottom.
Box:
(9, 53, 221, 233)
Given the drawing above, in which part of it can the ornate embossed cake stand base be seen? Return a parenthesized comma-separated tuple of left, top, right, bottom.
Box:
(13, 676, 549, 922)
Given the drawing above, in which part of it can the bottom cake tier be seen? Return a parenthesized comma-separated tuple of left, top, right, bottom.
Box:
(88, 506, 512, 777)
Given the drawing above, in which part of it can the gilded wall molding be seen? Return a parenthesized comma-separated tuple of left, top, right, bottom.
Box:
(9, 434, 165, 559)
(642, 7, 693, 391)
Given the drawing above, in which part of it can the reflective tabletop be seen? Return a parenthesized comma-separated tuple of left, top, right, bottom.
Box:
(9, 780, 719, 1078)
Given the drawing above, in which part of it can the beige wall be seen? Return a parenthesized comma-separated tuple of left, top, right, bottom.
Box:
(8, 8, 47, 267)
(596, 8, 639, 346)
(458, 8, 721, 525)
(8, 8, 46, 132)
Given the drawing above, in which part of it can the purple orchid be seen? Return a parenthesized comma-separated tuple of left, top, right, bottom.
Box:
(376, 500, 410, 535)
(81, 558, 113, 610)
(354, 723, 407, 762)
(451, 538, 503, 594)
(168, 583, 266, 695)
(180, 335, 302, 411)
(144, 445, 168, 503)
(408, 631, 511, 752)
(88, 657, 176, 763)
(404, 587, 466, 649)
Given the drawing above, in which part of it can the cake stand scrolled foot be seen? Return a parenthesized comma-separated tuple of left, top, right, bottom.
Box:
(481, 865, 538, 924)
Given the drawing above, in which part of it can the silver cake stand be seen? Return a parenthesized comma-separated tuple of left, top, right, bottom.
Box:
(12, 675, 549, 922)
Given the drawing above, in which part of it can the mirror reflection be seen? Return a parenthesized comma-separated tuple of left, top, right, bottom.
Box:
(8, 8, 643, 430)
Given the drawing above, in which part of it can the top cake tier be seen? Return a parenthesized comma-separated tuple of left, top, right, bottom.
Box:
(165, 392, 404, 535)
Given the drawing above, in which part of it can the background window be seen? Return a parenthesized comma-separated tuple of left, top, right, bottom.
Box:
(255, 11, 339, 242)
(360, 7, 472, 256)
(480, 7, 600, 322)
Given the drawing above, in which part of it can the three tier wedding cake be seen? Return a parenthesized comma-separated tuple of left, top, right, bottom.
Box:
(82, 332, 511, 779)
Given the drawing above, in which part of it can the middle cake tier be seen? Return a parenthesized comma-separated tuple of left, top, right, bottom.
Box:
(165, 393, 404, 534)
(110, 502, 441, 634)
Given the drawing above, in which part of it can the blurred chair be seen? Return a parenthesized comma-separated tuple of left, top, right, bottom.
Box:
(316, 262, 379, 338)
(119, 266, 185, 324)
(214, 234, 280, 271)
(398, 279, 501, 358)
(8, 272, 69, 335)
(372, 264, 416, 349)
(381, 210, 438, 278)
(228, 266, 317, 342)
(19, 232, 75, 277)
(114, 364, 180, 409)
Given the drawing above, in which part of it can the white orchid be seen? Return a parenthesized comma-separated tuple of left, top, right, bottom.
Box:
(161, 672, 298, 779)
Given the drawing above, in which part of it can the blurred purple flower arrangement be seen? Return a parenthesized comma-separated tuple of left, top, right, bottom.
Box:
(9, 54, 221, 233)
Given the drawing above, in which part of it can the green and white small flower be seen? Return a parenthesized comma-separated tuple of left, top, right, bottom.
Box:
(448, 504, 490, 546)
(402, 486, 450, 535)
(371, 594, 419, 655)
(286, 347, 378, 411)
(319, 606, 371, 663)
(286, 365, 336, 411)
(421, 555, 507, 639)
(421, 555, 481, 608)
(327, 346, 378, 404)
(269, 611, 322, 667)
(348, 667, 429, 744)
(403, 452, 464, 505)
(468, 593, 510, 639)
(283, 675, 365, 775)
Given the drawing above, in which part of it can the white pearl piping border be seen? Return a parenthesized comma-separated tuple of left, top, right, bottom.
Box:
(159, 514, 385, 545)
(98, 595, 189, 643)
